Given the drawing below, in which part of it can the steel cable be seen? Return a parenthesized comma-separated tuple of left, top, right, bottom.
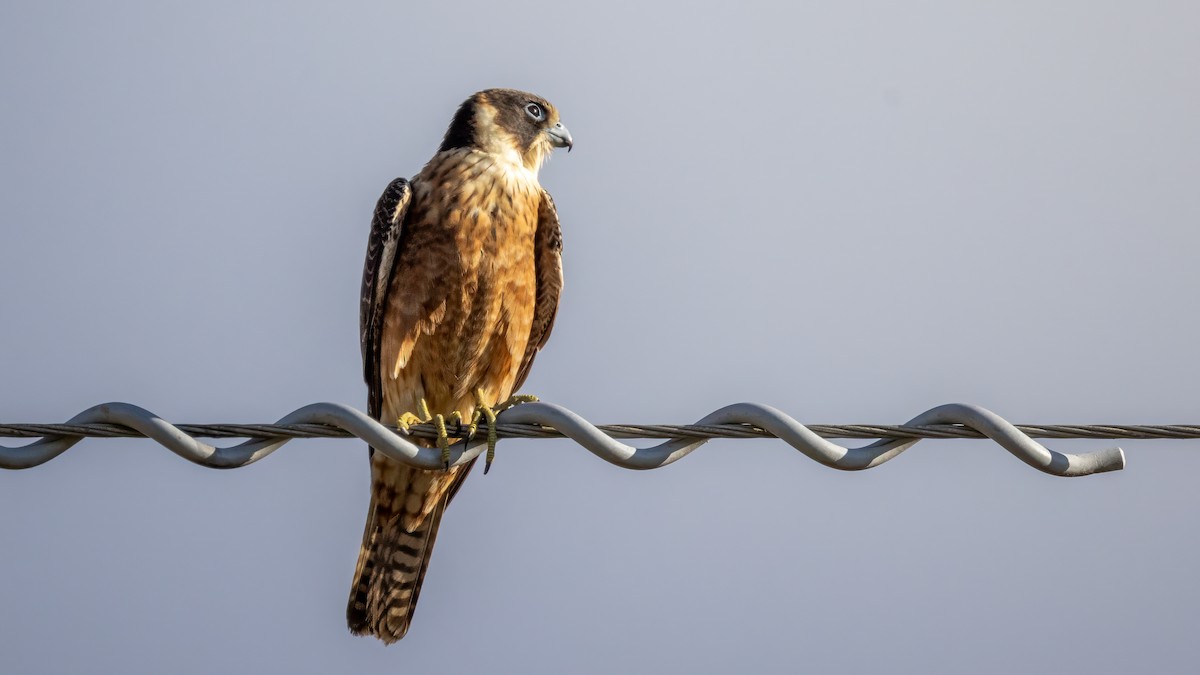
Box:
(0, 401, 1133, 476)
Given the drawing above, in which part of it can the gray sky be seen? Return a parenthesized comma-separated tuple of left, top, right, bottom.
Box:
(3, 1, 1199, 673)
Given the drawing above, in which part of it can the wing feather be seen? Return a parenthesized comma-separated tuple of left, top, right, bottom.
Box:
(513, 189, 564, 391)
(360, 178, 412, 419)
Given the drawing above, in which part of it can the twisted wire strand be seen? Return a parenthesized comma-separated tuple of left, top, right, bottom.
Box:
(0, 401, 1129, 476)
(5, 422, 1199, 441)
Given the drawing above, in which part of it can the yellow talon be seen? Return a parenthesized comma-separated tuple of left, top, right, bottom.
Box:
(497, 394, 539, 412)
(396, 411, 424, 434)
(473, 390, 539, 474)
(395, 398, 457, 470)
(467, 406, 483, 441)
(470, 389, 498, 474)
(432, 412, 451, 469)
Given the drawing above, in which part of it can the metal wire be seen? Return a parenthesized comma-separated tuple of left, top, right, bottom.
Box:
(0, 421, 812, 439)
(4, 421, 1200, 441)
(0, 400, 1132, 476)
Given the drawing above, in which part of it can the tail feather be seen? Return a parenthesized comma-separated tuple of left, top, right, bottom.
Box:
(347, 453, 475, 643)
(347, 488, 447, 643)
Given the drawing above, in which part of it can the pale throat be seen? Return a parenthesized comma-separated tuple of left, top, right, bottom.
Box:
(473, 107, 546, 178)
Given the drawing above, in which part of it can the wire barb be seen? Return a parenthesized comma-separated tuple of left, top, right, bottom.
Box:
(0, 401, 1134, 476)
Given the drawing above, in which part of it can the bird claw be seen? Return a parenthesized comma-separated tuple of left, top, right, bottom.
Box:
(396, 393, 539, 473)
(432, 412, 451, 469)
(497, 394, 539, 412)
(445, 411, 466, 438)
(396, 398, 456, 470)
(395, 411, 424, 435)
(473, 390, 540, 475)
(466, 407, 484, 441)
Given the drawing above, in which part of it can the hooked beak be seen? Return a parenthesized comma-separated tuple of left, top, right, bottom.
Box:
(546, 122, 573, 152)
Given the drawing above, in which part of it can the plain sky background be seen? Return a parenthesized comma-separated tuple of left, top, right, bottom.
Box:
(2, 1, 1199, 673)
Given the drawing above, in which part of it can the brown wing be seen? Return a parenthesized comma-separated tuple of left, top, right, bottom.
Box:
(512, 189, 564, 391)
(360, 177, 411, 420)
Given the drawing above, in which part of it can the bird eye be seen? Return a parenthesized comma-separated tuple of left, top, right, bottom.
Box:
(525, 103, 544, 121)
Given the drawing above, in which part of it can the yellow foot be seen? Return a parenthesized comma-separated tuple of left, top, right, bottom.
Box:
(395, 398, 455, 470)
(470, 390, 540, 474)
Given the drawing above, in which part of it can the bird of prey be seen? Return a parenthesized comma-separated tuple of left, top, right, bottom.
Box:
(349, 88, 572, 643)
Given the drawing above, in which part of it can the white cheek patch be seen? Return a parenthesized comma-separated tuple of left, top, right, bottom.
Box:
(473, 101, 542, 180)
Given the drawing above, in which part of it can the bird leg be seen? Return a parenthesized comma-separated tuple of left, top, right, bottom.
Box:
(395, 398, 455, 470)
(469, 390, 540, 474)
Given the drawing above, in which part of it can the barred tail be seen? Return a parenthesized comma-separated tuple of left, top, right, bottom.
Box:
(346, 487, 447, 643)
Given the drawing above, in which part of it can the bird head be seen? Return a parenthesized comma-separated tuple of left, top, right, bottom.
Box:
(438, 88, 573, 174)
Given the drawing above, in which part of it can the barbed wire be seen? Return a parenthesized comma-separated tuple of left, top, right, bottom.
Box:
(0, 400, 1140, 476)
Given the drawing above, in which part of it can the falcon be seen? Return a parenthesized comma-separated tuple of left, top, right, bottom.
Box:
(348, 89, 572, 643)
